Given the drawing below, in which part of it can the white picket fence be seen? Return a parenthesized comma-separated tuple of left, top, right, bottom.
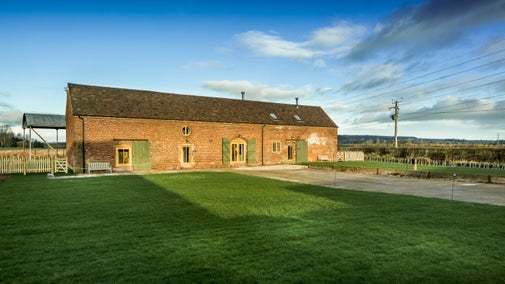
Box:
(0, 156, 67, 175)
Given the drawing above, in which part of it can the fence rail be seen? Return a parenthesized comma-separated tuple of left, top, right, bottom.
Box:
(0, 156, 67, 175)
(365, 156, 505, 170)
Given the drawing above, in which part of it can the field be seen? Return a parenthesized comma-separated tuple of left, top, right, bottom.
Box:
(1, 172, 504, 282)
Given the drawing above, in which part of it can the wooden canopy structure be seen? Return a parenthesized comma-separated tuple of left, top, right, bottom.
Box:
(22, 113, 66, 157)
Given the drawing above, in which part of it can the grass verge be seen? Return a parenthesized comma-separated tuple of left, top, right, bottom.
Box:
(1, 172, 504, 282)
(311, 161, 505, 177)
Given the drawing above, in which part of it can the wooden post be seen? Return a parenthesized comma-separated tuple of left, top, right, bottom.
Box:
(51, 157, 55, 174)
(29, 127, 32, 160)
(23, 156, 27, 175)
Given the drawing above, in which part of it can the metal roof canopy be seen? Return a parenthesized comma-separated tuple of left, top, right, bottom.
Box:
(22, 113, 66, 158)
(23, 113, 66, 129)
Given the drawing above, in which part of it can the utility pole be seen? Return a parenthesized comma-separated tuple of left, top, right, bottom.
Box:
(389, 100, 400, 148)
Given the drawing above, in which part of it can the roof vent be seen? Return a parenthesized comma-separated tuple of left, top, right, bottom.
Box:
(241, 91, 245, 100)
(295, 97, 299, 109)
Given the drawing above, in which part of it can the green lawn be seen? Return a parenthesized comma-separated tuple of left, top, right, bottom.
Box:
(314, 161, 505, 177)
(1, 172, 504, 283)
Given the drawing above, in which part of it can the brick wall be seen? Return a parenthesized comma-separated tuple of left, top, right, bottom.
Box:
(66, 115, 338, 172)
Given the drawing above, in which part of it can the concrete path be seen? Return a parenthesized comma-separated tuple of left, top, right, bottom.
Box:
(234, 165, 505, 206)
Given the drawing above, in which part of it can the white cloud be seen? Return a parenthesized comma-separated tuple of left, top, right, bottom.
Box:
(0, 108, 23, 125)
(309, 24, 364, 46)
(236, 22, 367, 60)
(202, 80, 305, 101)
(201, 80, 333, 103)
(405, 96, 505, 126)
(347, 0, 505, 60)
(0, 91, 23, 128)
(317, 87, 333, 95)
(307, 23, 367, 57)
(236, 31, 319, 59)
(340, 64, 404, 92)
(313, 59, 326, 68)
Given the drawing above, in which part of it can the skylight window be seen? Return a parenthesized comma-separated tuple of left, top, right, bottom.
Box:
(294, 115, 302, 121)
(270, 113, 278, 120)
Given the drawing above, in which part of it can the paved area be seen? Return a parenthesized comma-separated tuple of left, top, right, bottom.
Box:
(234, 165, 505, 206)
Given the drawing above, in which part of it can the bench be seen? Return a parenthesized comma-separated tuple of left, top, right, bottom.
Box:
(317, 155, 329, 161)
(88, 162, 112, 174)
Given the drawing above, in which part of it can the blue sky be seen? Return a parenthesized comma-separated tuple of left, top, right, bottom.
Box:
(1, 0, 505, 142)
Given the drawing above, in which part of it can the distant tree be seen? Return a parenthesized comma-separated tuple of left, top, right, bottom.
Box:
(0, 125, 15, 147)
(31, 140, 45, 148)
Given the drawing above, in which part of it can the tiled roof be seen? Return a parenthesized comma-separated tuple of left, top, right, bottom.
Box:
(67, 83, 338, 128)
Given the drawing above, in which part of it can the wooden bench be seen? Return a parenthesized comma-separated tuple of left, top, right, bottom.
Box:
(317, 155, 329, 161)
(88, 162, 112, 174)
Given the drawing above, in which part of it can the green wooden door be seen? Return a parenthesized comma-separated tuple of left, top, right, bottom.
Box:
(296, 140, 308, 163)
(247, 138, 256, 164)
(222, 138, 230, 165)
(133, 141, 151, 171)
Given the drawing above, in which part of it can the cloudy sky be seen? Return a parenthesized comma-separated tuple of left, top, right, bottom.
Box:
(1, 0, 505, 141)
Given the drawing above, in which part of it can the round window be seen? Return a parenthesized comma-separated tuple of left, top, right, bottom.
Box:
(182, 126, 191, 136)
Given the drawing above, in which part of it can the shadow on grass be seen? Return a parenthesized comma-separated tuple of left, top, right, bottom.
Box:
(1, 173, 344, 282)
(1, 174, 237, 282)
(1, 172, 504, 283)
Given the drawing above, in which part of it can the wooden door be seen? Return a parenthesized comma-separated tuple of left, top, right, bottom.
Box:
(133, 141, 151, 171)
(296, 140, 308, 163)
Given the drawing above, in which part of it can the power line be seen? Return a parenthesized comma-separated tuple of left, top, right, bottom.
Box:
(400, 72, 505, 103)
(339, 78, 505, 128)
(338, 56, 505, 108)
(403, 102, 505, 121)
(406, 91, 505, 114)
(336, 36, 505, 102)
(336, 71, 505, 118)
(333, 38, 505, 133)
(336, 48, 505, 105)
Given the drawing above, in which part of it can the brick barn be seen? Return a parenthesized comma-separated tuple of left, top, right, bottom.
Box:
(65, 83, 338, 173)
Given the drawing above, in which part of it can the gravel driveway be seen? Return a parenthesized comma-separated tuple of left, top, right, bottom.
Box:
(234, 165, 505, 206)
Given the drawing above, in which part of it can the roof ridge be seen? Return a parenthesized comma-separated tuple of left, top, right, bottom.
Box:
(67, 82, 318, 108)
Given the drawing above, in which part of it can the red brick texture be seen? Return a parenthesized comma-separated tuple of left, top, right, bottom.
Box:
(65, 84, 339, 173)
(66, 115, 337, 173)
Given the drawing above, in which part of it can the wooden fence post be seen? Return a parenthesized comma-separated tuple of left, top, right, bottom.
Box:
(51, 157, 55, 174)
(23, 156, 27, 175)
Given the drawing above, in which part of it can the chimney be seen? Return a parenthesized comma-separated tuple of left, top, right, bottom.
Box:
(295, 97, 299, 109)
(241, 91, 245, 100)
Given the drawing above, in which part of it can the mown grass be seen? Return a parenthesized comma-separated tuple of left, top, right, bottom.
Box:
(314, 161, 505, 177)
(1, 172, 504, 283)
